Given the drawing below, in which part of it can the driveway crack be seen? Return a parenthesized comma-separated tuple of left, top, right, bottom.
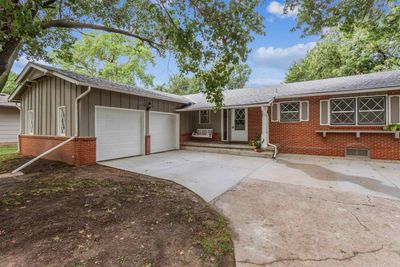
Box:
(237, 246, 384, 266)
(349, 211, 370, 231)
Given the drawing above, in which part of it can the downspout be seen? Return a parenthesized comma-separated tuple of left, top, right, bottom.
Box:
(11, 86, 91, 174)
(15, 103, 21, 153)
(261, 105, 278, 159)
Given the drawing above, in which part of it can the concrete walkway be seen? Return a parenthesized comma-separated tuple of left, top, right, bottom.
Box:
(101, 151, 400, 266)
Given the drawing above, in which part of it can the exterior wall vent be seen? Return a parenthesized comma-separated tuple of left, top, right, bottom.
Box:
(345, 148, 370, 158)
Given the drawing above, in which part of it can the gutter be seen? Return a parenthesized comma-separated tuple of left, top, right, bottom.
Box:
(11, 86, 92, 174)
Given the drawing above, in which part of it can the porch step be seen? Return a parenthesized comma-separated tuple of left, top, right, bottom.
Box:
(182, 141, 275, 151)
(180, 144, 274, 158)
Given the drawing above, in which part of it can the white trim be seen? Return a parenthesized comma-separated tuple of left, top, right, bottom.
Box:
(199, 110, 211, 124)
(276, 87, 400, 99)
(300, 101, 309, 121)
(320, 100, 330, 125)
(57, 106, 67, 136)
(278, 100, 301, 123)
(271, 103, 279, 122)
(27, 110, 34, 135)
(176, 102, 273, 112)
(328, 95, 388, 126)
(389, 95, 400, 124)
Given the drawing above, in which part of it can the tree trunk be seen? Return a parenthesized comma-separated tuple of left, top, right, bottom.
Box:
(0, 38, 22, 92)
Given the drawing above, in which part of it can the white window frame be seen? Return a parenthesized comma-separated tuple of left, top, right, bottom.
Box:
(279, 101, 301, 123)
(28, 110, 34, 135)
(328, 95, 388, 126)
(199, 110, 211, 124)
(388, 95, 400, 124)
(57, 106, 67, 136)
(357, 96, 386, 125)
(271, 103, 279, 122)
(320, 100, 330, 125)
(300, 101, 309, 121)
(330, 97, 357, 125)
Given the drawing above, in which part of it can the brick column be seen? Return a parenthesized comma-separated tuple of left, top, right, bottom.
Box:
(145, 135, 151, 155)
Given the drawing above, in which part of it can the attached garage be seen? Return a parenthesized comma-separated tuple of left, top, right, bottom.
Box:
(149, 111, 179, 153)
(95, 106, 145, 161)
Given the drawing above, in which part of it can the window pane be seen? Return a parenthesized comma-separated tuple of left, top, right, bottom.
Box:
(280, 102, 300, 122)
(358, 96, 386, 125)
(234, 109, 245, 130)
(330, 98, 356, 125)
(200, 110, 210, 124)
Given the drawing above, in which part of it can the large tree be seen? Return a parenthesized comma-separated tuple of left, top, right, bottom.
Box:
(285, 0, 400, 36)
(0, 0, 264, 108)
(51, 32, 155, 86)
(1, 71, 17, 95)
(157, 63, 252, 95)
(285, 26, 400, 82)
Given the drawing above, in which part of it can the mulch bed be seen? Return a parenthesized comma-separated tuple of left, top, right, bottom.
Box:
(0, 154, 235, 267)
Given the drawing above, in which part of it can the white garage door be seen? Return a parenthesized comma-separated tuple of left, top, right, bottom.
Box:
(95, 106, 144, 161)
(149, 112, 179, 153)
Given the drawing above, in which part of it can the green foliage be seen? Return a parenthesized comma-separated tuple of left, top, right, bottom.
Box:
(2, 72, 17, 95)
(384, 124, 400, 131)
(285, 0, 400, 36)
(1, 0, 264, 108)
(285, 25, 400, 82)
(50, 32, 155, 86)
(157, 63, 251, 95)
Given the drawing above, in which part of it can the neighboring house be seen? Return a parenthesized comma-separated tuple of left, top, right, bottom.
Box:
(9, 62, 400, 165)
(0, 93, 20, 145)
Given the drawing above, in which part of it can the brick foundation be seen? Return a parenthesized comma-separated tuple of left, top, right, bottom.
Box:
(269, 91, 400, 160)
(19, 135, 96, 166)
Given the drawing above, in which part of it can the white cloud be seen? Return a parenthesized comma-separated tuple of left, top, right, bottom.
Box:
(247, 42, 316, 86)
(253, 42, 316, 69)
(267, 1, 298, 18)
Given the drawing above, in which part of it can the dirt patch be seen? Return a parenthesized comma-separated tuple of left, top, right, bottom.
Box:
(0, 155, 235, 267)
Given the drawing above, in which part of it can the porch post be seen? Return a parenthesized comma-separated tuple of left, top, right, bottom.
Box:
(261, 106, 269, 149)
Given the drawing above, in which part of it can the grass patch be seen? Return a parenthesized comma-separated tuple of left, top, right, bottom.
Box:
(1, 178, 102, 206)
(195, 216, 234, 257)
(0, 146, 17, 155)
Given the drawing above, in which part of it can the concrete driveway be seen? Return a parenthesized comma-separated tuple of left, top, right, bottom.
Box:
(101, 151, 400, 266)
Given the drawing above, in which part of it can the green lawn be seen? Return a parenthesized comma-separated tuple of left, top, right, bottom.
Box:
(0, 146, 18, 155)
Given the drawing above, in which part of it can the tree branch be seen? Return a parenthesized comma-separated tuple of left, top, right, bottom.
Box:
(42, 0, 59, 7)
(41, 20, 164, 53)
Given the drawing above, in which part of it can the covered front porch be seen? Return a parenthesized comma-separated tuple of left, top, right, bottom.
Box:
(178, 105, 277, 158)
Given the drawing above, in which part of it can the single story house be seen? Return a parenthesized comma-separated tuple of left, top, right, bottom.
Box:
(9, 62, 400, 165)
(0, 93, 20, 145)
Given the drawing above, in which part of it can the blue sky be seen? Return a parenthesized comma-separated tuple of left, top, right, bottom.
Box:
(12, 1, 320, 88)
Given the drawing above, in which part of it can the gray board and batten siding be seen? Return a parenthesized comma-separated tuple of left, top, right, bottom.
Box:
(20, 76, 183, 137)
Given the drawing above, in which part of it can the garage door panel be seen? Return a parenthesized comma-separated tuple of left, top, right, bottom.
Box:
(96, 107, 144, 161)
(150, 112, 178, 153)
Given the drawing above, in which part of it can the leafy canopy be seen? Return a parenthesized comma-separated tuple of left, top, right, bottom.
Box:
(50, 32, 155, 86)
(157, 63, 252, 95)
(2, 72, 17, 95)
(285, 4, 400, 82)
(0, 0, 265, 108)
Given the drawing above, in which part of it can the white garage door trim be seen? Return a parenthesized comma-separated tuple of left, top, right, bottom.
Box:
(149, 111, 179, 153)
(95, 106, 145, 161)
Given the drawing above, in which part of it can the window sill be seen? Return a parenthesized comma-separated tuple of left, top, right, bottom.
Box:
(316, 130, 400, 139)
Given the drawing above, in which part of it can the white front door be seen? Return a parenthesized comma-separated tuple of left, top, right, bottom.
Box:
(231, 108, 248, 141)
(149, 111, 179, 153)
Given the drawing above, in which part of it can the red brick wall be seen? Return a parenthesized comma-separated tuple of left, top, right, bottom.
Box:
(19, 135, 96, 166)
(269, 91, 400, 160)
(248, 107, 262, 142)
